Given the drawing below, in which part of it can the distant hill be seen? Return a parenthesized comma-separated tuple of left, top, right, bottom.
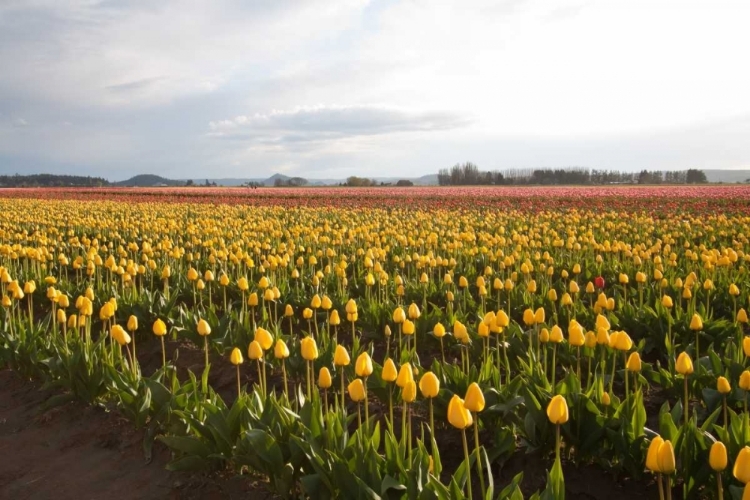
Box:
(116, 174, 185, 187)
(704, 170, 750, 183)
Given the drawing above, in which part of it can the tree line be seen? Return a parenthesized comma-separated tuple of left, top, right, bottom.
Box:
(0, 174, 109, 187)
(437, 163, 708, 186)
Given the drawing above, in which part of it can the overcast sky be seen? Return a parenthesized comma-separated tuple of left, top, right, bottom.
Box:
(1, 0, 749, 181)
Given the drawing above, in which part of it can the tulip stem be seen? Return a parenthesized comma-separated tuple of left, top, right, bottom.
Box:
(340, 370, 346, 412)
(683, 375, 689, 426)
(364, 377, 369, 434)
(462, 428, 473, 500)
(716, 472, 723, 500)
(388, 385, 394, 430)
(203, 335, 209, 371)
(160, 336, 166, 371)
(236, 364, 241, 400)
(723, 395, 727, 429)
(429, 398, 435, 445)
(473, 415, 485, 498)
(323, 389, 328, 416)
(551, 344, 557, 390)
(306, 360, 312, 401)
(657, 474, 664, 500)
(258, 359, 264, 396)
(665, 475, 671, 500)
(282, 359, 288, 400)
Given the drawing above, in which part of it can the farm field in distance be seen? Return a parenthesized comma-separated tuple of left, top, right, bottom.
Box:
(1, 185, 750, 499)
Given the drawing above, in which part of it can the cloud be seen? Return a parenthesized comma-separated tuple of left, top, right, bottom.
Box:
(208, 104, 471, 149)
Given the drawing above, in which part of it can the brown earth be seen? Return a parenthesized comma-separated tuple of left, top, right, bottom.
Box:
(0, 369, 273, 500)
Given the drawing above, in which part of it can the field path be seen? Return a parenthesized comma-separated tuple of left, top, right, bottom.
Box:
(0, 369, 267, 500)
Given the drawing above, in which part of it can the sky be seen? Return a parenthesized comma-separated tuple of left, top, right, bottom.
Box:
(1, 0, 749, 182)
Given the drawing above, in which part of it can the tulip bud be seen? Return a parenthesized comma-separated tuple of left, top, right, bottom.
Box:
(741, 371, 750, 391)
(447, 395, 472, 429)
(402, 380, 417, 403)
(197, 319, 211, 336)
(152, 318, 167, 336)
(402, 319, 415, 335)
(392, 307, 406, 324)
(595, 314, 610, 331)
(318, 367, 332, 389)
(657, 440, 676, 475)
(676, 352, 694, 375)
(382, 358, 398, 383)
(329, 310, 341, 325)
(549, 325, 563, 343)
(584, 331, 597, 349)
(626, 352, 642, 372)
(661, 295, 673, 309)
(355, 352, 373, 377)
(396, 362, 413, 388)
(740, 308, 749, 324)
(300, 336, 319, 361)
(568, 320, 584, 346)
(689, 313, 703, 331)
(230, 347, 243, 365)
(419, 371, 440, 398)
(274, 339, 289, 359)
(345, 378, 365, 403)
(433, 323, 446, 338)
(646, 436, 664, 473)
(717, 376, 731, 394)
(601, 391, 611, 406)
(735, 447, 750, 484)
(523, 308, 535, 326)
(547, 395, 569, 425)
(496, 310, 509, 328)
(464, 383, 485, 412)
(710, 441, 728, 472)
(127, 315, 138, 332)
(247, 340, 263, 360)
(254, 327, 273, 350)
(539, 328, 550, 343)
(534, 307, 545, 324)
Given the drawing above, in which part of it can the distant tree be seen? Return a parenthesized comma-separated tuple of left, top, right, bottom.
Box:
(345, 176, 376, 187)
(686, 169, 708, 184)
(186, 179, 194, 186)
(396, 179, 413, 187)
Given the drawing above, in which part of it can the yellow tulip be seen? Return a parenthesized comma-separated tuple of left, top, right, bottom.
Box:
(464, 383, 485, 412)
(534, 307, 545, 324)
(522, 308, 535, 326)
(274, 339, 289, 359)
(661, 295, 673, 308)
(402, 319, 415, 335)
(152, 319, 167, 336)
(736, 447, 750, 484)
(676, 352, 694, 375)
(197, 319, 211, 336)
(741, 371, 750, 391)
(626, 352, 642, 372)
(247, 340, 263, 360)
(739, 308, 749, 324)
(718, 376, 731, 394)
(230, 347, 243, 365)
(447, 395, 473, 429)
(318, 367, 332, 389)
(419, 371, 440, 398)
(347, 378, 365, 402)
(657, 440, 676, 475)
(254, 327, 273, 350)
(382, 358, 398, 383)
(402, 380, 417, 403)
(710, 441, 728, 472)
(549, 325, 563, 343)
(300, 336, 319, 360)
(396, 362, 414, 387)
(546, 395, 569, 424)
(355, 352, 373, 377)
(646, 436, 664, 473)
(433, 323, 446, 338)
(690, 313, 703, 331)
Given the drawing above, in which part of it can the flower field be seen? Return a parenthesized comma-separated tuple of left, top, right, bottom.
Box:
(1, 185, 750, 499)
